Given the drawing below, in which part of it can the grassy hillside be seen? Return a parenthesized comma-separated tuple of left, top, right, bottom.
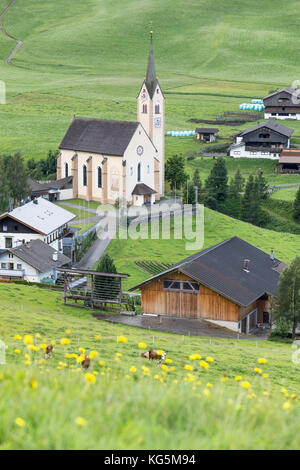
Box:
(108, 208, 300, 289)
(1, 283, 300, 449)
(0, 0, 300, 162)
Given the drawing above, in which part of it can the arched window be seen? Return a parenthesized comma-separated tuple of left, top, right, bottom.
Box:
(130, 167, 133, 176)
(155, 104, 160, 114)
(83, 165, 87, 186)
(137, 162, 141, 182)
(65, 162, 68, 178)
(142, 104, 147, 114)
(147, 164, 150, 174)
(97, 167, 102, 188)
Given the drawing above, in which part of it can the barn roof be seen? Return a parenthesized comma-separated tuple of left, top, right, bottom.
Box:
(195, 128, 219, 134)
(130, 237, 286, 307)
(237, 120, 293, 138)
(263, 87, 300, 107)
(59, 117, 139, 156)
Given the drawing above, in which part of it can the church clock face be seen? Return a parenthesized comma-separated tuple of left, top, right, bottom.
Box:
(154, 117, 161, 128)
(137, 145, 144, 156)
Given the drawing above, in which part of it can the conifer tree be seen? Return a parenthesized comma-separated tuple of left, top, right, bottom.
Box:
(293, 187, 300, 222)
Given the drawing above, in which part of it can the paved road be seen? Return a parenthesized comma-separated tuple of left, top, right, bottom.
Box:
(99, 314, 268, 340)
(0, 0, 23, 65)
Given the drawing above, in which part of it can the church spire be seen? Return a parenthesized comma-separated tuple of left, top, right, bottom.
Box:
(145, 30, 157, 98)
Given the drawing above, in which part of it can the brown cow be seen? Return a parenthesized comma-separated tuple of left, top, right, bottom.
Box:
(81, 355, 91, 370)
(141, 349, 166, 364)
(45, 344, 53, 359)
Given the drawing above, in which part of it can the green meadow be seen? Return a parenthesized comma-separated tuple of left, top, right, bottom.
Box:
(1, 283, 300, 450)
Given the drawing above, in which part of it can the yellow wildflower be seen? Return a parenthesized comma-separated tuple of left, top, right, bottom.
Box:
(84, 373, 96, 384)
(94, 335, 101, 340)
(165, 358, 173, 364)
(203, 388, 211, 398)
(118, 336, 128, 344)
(75, 417, 87, 427)
(184, 364, 193, 371)
(98, 360, 105, 366)
(60, 338, 70, 346)
(221, 377, 228, 383)
(262, 373, 269, 379)
(283, 401, 291, 410)
(129, 366, 137, 373)
(14, 349, 21, 354)
(138, 342, 147, 349)
(14, 335, 22, 341)
(65, 329, 71, 335)
(206, 356, 214, 363)
(258, 358, 267, 364)
(90, 350, 98, 359)
(200, 360, 209, 370)
(254, 367, 262, 374)
(30, 379, 38, 390)
(189, 353, 201, 361)
(234, 376, 242, 381)
(15, 417, 25, 427)
(23, 335, 33, 345)
(241, 381, 251, 390)
(116, 352, 123, 357)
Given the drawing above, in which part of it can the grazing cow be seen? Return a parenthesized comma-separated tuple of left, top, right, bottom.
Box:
(81, 355, 91, 369)
(141, 349, 166, 364)
(45, 344, 53, 359)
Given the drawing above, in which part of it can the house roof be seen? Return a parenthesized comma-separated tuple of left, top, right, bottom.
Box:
(0, 197, 76, 236)
(59, 117, 140, 156)
(132, 183, 156, 195)
(196, 128, 219, 134)
(237, 120, 294, 138)
(130, 237, 286, 307)
(29, 177, 73, 193)
(6, 239, 71, 273)
(263, 87, 300, 107)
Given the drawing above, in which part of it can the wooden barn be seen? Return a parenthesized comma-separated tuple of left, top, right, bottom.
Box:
(130, 237, 286, 334)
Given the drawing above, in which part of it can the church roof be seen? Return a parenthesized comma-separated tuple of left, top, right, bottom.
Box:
(132, 183, 156, 195)
(145, 35, 159, 98)
(59, 118, 139, 156)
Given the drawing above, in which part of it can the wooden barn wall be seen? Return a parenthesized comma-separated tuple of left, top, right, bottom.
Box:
(141, 271, 239, 321)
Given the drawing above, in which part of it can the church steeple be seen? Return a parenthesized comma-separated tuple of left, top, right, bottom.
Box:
(145, 32, 158, 99)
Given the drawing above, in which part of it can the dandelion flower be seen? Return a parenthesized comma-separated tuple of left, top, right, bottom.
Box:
(258, 358, 267, 364)
(221, 377, 228, 383)
(283, 401, 291, 411)
(241, 381, 251, 390)
(184, 364, 193, 371)
(23, 335, 33, 345)
(65, 329, 71, 335)
(262, 373, 269, 379)
(206, 357, 214, 363)
(118, 336, 128, 344)
(189, 353, 201, 361)
(98, 360, 105, 366)
(60, 338, 70, 346)
(200, 360, 209, 370)
(14, 349, 21, 354)
(116, 352, 123, 357)
(14, 335, 22, 341)
(75, 417, 87, 427)
(206, 382, 213, 388)
(94, 335, 101, 340)
(203, 388, 211, 398)
(30, 379, 38, 390)
(15, 417, 25, 427)
(84, 373, 96, 384)
(254, 367, 262, 374)
(129, 366, 137, 373)
(234, 376, 242, 381)
(90, 350, 98, 359)
(138, 342, 147, 349)
(165, 358, 173, 364)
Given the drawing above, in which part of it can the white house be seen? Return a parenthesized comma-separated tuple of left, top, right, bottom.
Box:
(229, 120, 293, 159)
(0, 239, 70, 283)
(57, 34, 165, 206)
(0, 197, 76, 252)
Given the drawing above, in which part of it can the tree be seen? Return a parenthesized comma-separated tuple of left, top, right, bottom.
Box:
(272, 257, 300, 339)
(184, 169, 203, 204)
(205, 158, 228, 203)
(255, 170, 269, 200)
(240, 174, 264, 225)
(165, 154, 187, 190)
(94, 254, 119, 301)
(0, 158, 10, 213)
(293, 187, 300, 222)
(229, 167, 244, 196)
(3, 153, 30, 205)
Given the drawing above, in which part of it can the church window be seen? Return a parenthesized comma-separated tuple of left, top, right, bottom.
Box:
(155, 104, 160, 114)
(130, 167, 133, 176)
(137, 162, 141, 182)
(83, 165, 87, 186)
(65, 162, 69, 178)
(147, 164, 150, 174)
(142, 104, 147, 114)
(97, 167, 102, 188)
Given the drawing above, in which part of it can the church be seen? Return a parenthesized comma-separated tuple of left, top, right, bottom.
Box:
(57, 35, 165, 206)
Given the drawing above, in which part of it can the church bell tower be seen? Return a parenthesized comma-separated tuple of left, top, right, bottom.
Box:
(137, 32, 165, 196)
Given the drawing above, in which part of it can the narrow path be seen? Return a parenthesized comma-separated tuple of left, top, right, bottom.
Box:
(0, 0, 23, 65)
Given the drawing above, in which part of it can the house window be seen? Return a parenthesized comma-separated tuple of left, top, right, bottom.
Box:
(137, 162, 141, 182)
(3, 225, 7, 232)
(8, 263, 14, 271)
(17, 264, 22, 270)
(259, 133, 270, 139)
(97, 167, 102, 188)
(65, 162, 69, 178)
(1, 263, 7, 269)
(155, 104, 160, 114)
(83, 165, 87, 186)
(5, 238, 12, 249)
(8, 253, 13, 258)
(163, 279, 200, 293)
(142, 104, 147, 114)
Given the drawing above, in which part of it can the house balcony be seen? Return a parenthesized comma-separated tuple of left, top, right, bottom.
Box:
(0, 269, 25, 278)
